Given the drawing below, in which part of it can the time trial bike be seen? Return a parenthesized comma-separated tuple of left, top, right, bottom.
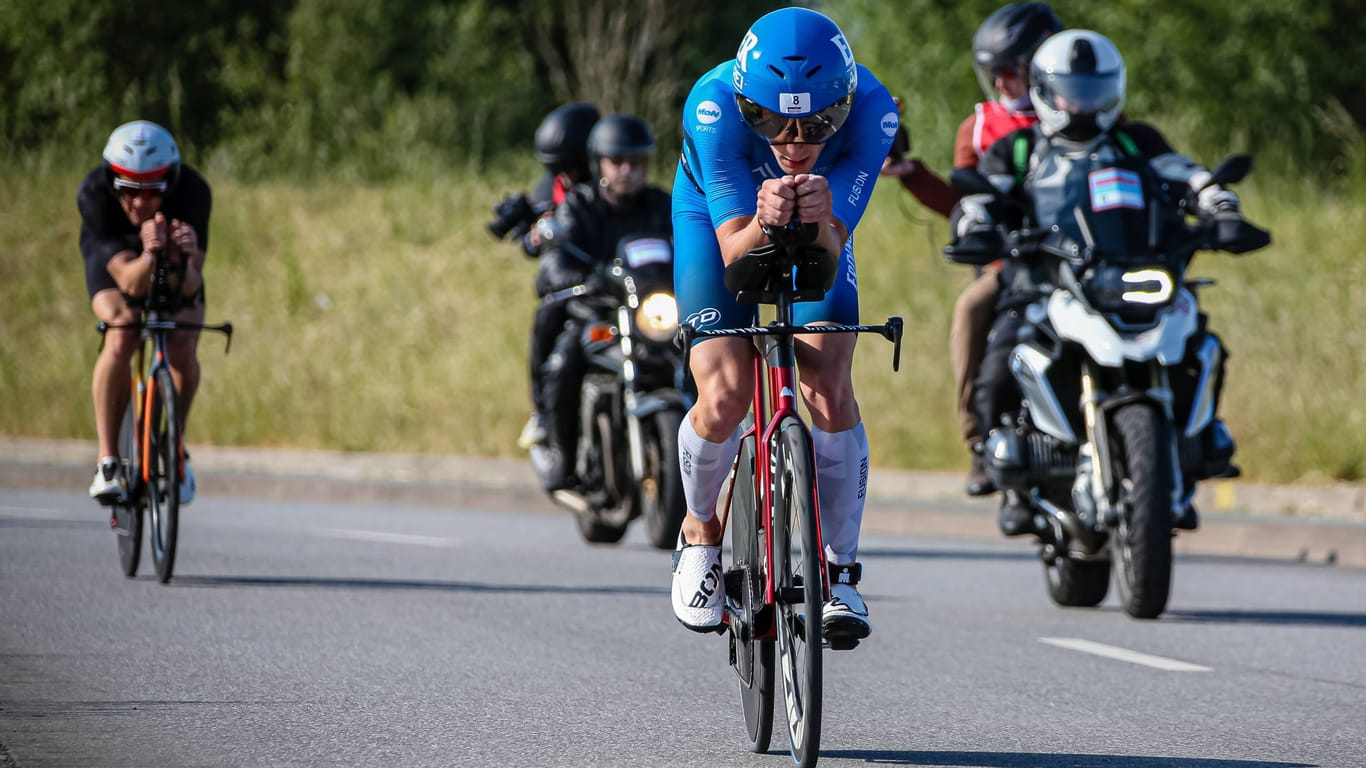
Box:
(97, 248, 232, 583)
(678, 223, 902, 768)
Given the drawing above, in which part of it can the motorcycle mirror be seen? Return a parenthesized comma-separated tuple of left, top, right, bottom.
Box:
(1205, 155, 1252, 188)
(948, 167, 997, 196)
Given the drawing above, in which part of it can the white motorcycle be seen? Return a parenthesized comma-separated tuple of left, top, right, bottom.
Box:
(947, 155, 1269, 619)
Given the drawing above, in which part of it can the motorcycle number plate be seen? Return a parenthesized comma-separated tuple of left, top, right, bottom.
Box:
(622, 237, 672, 268)
(1088, 168, 1143, 212)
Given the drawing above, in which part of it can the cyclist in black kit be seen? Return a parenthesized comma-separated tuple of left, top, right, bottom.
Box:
(79, 120, 212, 505)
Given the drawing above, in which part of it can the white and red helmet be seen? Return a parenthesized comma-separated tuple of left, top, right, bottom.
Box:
(102, 120, 180, 191)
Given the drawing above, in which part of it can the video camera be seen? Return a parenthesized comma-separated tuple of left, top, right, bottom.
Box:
(487, 192, 554, 242)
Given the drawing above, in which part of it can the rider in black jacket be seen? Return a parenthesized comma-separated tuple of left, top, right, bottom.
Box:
(953, 30, 1247, 536)
(536, 114, 673, 491)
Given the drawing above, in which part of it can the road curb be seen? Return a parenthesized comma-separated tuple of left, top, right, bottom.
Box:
(3, 437, 1363, 568)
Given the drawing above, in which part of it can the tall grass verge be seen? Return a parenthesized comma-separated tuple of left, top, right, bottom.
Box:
(2, 161, 1361, 483)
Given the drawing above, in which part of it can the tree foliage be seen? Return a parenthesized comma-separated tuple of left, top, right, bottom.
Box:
(2, 0, 1360, 180)
(843, 0, 1366, 180)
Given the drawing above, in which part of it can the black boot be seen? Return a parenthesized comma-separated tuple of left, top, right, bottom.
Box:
(1174, 501, 1200, 531)
(997, 490, 1033, 537)
(537, 409, 577, 493)
(965, 442, 996, 497)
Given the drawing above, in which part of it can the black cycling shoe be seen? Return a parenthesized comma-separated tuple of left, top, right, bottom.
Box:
(1174, 502, 1200, 531)
(965, 444, 996, 497)
(997, 490, 1033, 537)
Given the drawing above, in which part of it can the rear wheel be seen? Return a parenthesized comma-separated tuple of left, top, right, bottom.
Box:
(772, 420, 822, 768)
(641, 408, 687, 550)
(114, 402, 142, 578)
(1110, 404, 1174, 619)
(147, 367, 180, 584)
(728, 428, 773, 754)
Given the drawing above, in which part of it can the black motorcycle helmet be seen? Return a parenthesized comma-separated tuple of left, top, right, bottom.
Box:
(586, 113, 657, 175)
(534, 102, 600, 180)
(971, 3, 1063, 103)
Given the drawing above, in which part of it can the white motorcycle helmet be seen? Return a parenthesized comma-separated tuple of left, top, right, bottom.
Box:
(1029, 29, 1125, 141)
(102, 120, 180, 190)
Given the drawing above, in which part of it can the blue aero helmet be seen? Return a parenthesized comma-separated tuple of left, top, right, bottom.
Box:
(732, 7, 857, 144)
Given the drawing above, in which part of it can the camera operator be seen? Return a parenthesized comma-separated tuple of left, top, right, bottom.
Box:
(487, 102, 600, 448)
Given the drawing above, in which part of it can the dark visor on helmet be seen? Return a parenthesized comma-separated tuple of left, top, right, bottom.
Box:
(736, 94, 854, 145)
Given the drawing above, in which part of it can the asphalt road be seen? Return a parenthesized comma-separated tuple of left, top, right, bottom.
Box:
(2, 488, 1364, 768)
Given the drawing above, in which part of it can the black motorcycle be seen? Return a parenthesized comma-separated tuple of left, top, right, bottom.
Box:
(947, 155, 1269, 618)
(534, 234, 691, 548)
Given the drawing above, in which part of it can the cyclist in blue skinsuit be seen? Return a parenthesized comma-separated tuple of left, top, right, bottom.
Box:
(669, 6, 897, 643)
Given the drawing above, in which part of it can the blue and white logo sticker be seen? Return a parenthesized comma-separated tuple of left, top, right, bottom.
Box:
(880, 112, 899, 137)
(696, 100, 722, 125)
(685, 308, 722, 330)
(1089, 168, 1144, 211)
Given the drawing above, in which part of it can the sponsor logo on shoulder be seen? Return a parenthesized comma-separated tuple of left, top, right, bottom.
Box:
(696, 100, 722, 125)
(881, 111, 899, 137)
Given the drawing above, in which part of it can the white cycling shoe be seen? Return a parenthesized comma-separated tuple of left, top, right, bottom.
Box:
(671, 531, 725, 633)
(822, 562, 871, 641)
(88, 457, 126, 503)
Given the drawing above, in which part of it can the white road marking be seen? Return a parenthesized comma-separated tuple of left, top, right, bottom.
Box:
(1039, 637, 1211, 672)
(318, 528, 461, 548)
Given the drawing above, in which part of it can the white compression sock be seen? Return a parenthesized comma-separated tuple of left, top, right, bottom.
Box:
(811, 422, 870, 564)
(678, 413, 741, 523)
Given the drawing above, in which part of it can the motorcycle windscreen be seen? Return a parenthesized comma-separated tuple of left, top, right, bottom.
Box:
(615, 235, 675, 290)
(1028, 152, 1157, 265)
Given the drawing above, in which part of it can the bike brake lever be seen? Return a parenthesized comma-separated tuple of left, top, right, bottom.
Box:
(883, 316, 904, 372)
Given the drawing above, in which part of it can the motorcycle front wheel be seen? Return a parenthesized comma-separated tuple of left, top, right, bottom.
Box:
(640, 408, 687, 550)
(1110, 403, 1175, 619)
(573, 375, 630, 544)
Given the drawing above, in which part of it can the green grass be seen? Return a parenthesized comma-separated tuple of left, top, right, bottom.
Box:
(2, 163, 1362, 484)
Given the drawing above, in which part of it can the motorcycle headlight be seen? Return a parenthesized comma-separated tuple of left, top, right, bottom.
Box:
(636, 292, 679, 343)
